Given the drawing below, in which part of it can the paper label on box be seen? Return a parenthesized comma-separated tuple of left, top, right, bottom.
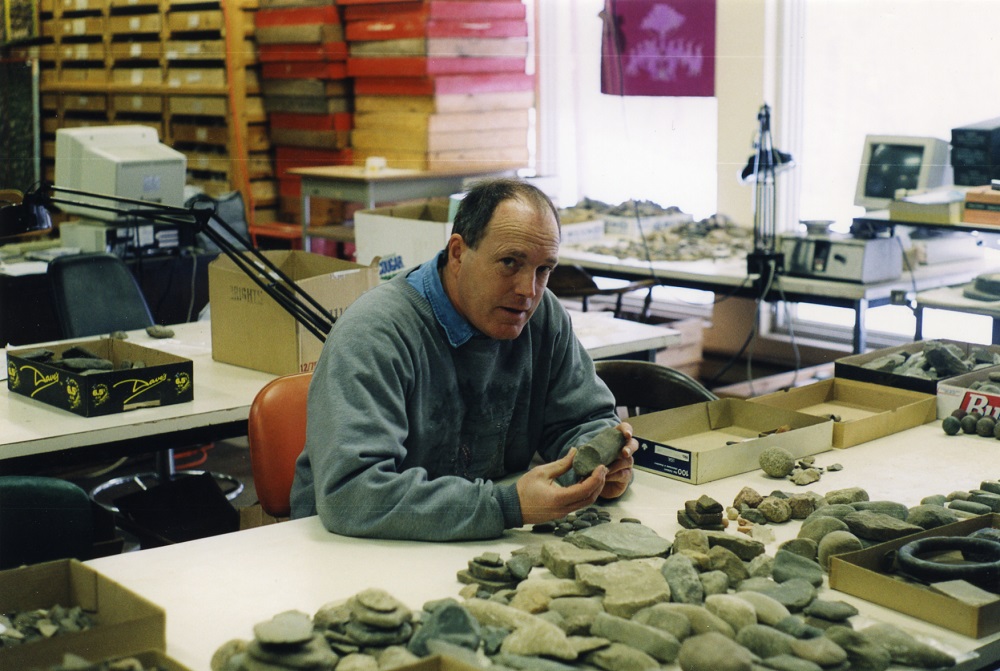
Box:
(959, 390, 1000, 418)
(635, 439, 692, 481)
(379, 254, 406, 280)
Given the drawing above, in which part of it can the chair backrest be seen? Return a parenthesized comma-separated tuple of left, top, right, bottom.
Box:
(595, 359, 718, 417)
(0, 475, 94, 569)
(247, 372, 313, 518)
(47, 252, 154, 338)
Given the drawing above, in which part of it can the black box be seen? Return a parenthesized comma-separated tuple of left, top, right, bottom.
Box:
(834, 339, 1000, 395)
(6, 339, 193, 417)
(952, 117, 1000, 185)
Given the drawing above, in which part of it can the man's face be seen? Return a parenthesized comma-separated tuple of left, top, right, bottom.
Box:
(444, 198, 560, 340)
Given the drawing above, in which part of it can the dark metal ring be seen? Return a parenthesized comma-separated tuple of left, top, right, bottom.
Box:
(896, 536, 1000, 590)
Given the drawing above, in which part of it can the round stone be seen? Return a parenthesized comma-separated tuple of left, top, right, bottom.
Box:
(961, 414, 979, 434)
(941, 416, 961, 435)
(976, 416, 996, 437)
(759, 447, 795, 478)
(253, 610, 314, 646)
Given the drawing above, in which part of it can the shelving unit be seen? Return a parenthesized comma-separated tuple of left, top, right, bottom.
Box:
(23, 0, 275, 223)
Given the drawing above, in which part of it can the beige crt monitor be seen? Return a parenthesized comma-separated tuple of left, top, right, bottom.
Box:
(54, 125, 187, 221)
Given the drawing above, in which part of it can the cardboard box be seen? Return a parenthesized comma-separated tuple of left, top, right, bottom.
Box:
(936, 366, 1000, 419)
(6, 339, 193, 418)
(750, 377, 936, 448)
(834, 339, 1000, 395)
(560, 217, 606, 247)
(355, 199, 452, 270)
(829, 514, 1000, 638)
(628, 399, 833, 484)
(0, 560, 165, 669)
(209, 250, 380, 375)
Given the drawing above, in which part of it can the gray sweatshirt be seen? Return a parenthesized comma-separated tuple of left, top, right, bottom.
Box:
(289, 266, 619, 541)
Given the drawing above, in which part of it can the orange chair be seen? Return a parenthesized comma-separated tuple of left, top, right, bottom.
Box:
(247, 372, 313, 518)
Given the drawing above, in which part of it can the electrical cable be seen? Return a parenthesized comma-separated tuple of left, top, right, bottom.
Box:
(774, 274, 802, 389)
(186, 252, 199, 323)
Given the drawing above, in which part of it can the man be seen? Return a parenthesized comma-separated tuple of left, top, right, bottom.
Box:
(290, 178, 636, 540)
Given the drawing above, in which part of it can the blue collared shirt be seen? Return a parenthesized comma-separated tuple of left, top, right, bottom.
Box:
(407, 251, 478, 348)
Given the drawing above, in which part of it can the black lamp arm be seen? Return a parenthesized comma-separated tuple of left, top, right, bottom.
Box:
(39, 184, 336, 342)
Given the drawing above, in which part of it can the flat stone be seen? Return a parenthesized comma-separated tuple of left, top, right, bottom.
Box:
(771, 549, 824, 587)
(463, 599, 577, 660)
(735, 622, 795, 658)
(253, 610, 314, 646)
(859, 622, 956, 668)
(824, 487, 869, 505)
(566, 522, 672, 559)
(661, 553, 705, 604)
(701, 570, 733, 596)
(351, 589, 412, 628)
(575, 559, 671, 618)
(704, 530, 766, 561)
(540, 540, 618, 579)
(731, 591, 790, 626)
(336, 652, 379, 671)
(674, 528, 711, 555)
(585, 641, 660, 671)
(842, 510, 922, 542)
(802, 599, 858, 622)
(247, 633, 338, 669)
(824, 624, 892, 671)
(704, 594, 757, 633)
(736, 578, 817, 612)
(929, 579, 1000, 607)
(777, 538, 818, 562)
(546, 596, 605, 636)
(949, 499, 993, 515)
(708, 545, 750, 587)
(758, 653, 824, 671)
(789, 635, 848, 667)
(507, 554, 535, 581)
(797, 516, 849, 545)
(407, 601, 480, 657)
(906, 504, 960, 530)
(676, 631, 755, 671)
(590, 611, 680, 663)
(493, 653, 579, 671)
(850, 500, 909, 520)
(631, 603, 692, 642)
(653, 603, 735, 639)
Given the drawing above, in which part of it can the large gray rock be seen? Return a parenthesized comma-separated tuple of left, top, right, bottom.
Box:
(842, 510, 923, 542)
(631, 603, 692, 642)
(825, 625, 892, 671)
(858, 623, 956, 668)
(661, 553, 705, 604)
(824, 488, 869, 505)
(771, 550, 824, 587)
(704, 594, 757, 633)
(590, 611, 681, 663)
(704, 530, 766, 561)
(586, 642, 660, 671)
(407, 601, 481, 657)
(540, 540, 618, 579)
(736, 578, 817, 612)
(906, 504, 960, 530)
(817, 530, 864, 571)
(566, 522, 672, 559)
(676, 631, 755, 671)
(731, 591, 791, 626)
(798, 516, 850, 544)
(575, 559, 671, 618)
(735, 622, 795, 658)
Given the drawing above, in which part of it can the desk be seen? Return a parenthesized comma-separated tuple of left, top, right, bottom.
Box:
(289, 166, 512, 251)
(915, 284, 1000, 342)
(560, 244, 996, 353)
(88, 422, 997, 671)
(0, 314, 678, 471)
(0, 321, 276, 472)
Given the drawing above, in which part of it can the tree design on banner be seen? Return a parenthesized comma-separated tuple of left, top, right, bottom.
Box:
(601, 0, 716, 97)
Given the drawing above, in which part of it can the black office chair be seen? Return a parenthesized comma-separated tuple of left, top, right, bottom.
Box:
(47, 252, 242, 510)
(0, 475, 94, 569)
(595, 359, 717, 417)
(548, 264, 657, 319)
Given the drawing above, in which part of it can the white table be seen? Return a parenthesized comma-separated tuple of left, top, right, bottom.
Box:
(915, 284, 1000, 343)
(0, 321, 275, 470)
(1, 315, 680, 469)
(560, 243, 998, 353)
(89, 422, 998, 671)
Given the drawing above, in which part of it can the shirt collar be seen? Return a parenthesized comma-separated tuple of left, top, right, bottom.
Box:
(407, 251, 478, 348)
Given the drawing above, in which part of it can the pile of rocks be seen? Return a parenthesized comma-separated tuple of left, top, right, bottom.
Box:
(861, 340, 1000, 380)
(677, 495, 726, 530)
(213, 507, 969, 671)
(758, 447, 843, 487)
(0, 604, 95, 648)
(44, 653, 170, 670)
(529, 506, 614, 536)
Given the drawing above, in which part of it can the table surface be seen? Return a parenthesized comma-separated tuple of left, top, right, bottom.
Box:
(559, 242, 996, 302)
(0, 314, 679, 462)
(917, 284, 1000, 319)
(88, 421, 998, 671)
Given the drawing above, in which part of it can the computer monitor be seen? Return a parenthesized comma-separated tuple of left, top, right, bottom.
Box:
(54, 125, 187, 221)
(853, 134, 952, 211)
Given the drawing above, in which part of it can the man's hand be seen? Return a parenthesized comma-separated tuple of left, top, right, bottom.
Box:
(516, 449, 607, 525)
(599, 422, 636, 500)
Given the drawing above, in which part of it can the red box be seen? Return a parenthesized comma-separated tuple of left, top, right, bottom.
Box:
(346, 17, 526, 41)
(258, 42, 347, 62)
(354, 71, 533, 96)
(255, 5, 340, 27)
(270, 112, 352, 131)
(262, 61, 348, 80)
(346, 56, 524, 77)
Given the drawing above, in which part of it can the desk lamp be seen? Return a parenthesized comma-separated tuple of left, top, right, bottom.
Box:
(741, 103, 794, 288)
(0, 183, 336, 340)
